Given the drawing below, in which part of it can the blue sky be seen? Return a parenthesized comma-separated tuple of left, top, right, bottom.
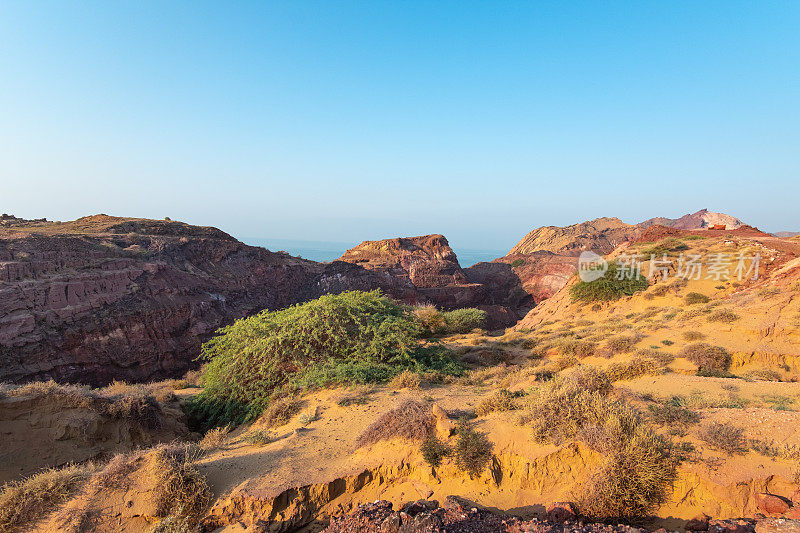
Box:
(1, 1, 798, 251)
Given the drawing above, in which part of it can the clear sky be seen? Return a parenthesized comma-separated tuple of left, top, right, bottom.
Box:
(1, 1, 798, 251)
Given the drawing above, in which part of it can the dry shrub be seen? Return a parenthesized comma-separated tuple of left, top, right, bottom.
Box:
(637, 348, 674, 366)
(682, 331, 705, 341)
(4, 379, 163, 430)
(453, 423, 493, 477)
(0, 464, 94, 532)
(551, 354, 579, 372)
(684, 292, 710, 305)
(605, 335, 639, 354)
(475, 389, 521, 416)
(389, 370, 422, 390)
(356, 400, 434, 447)
(242, 428, 273, 446)
(521, 370, 678, 519)
(559, 365, 612, 395)
(708, 309, 740, 323)
(413, 304, 446, 334)
(198, 425, 231, 451)
(681, 343, 731, 372)
(605, 357, 660, 382)
(63, 444, 210, 532)
(699, 423, 747, 454)
(259, 396, 302, 427)
(580, 425, 678, 520)
(558, 339, 597, 358)
(743, 369, 782, 382)
(648, 397, 699, 430)
(145, 444, 210, 523)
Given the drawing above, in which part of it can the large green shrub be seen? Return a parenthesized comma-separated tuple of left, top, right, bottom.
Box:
(570, 263, 649, 303)
(441, 308, 487, 333)
(188, 291, 461, 429)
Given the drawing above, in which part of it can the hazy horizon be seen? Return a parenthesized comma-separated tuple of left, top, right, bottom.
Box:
(2, 2, 798, 248)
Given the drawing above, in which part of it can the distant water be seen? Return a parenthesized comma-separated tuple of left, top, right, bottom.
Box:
(243, 238, 504, 267)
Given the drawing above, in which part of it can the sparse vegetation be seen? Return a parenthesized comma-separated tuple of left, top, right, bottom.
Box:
(0, 464, 95, 533)
(453, 422, 493, 477)
(259, 396, 302, 427)
(707, 309, 740, 323)
(699, 423, 747, 454)
(605, 357, 660, 382)
(510, 258, 525, 268)
(356, 400, 435, 447)
(520, 366, 679, 519)
(682, 331, 705, 341)
(684, 292, 710, 305)
(389, 369, 423, 389)
(242, 428, 274, 446)
(605, 335, 640, 354)
(570, 262, 649, 303)
(198, 425, 231, 451)
(681, 343, 731, 372)
(648, 397, 700, 433)
(475, 389, 522, 416)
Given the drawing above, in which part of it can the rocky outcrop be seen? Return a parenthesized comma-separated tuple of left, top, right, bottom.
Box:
(508, 217, 636, 257)
(0, 217, 492, 385)
(1, 218, 534, 384)
(640, 208, 744, 231)
(336, 235, 486, 309)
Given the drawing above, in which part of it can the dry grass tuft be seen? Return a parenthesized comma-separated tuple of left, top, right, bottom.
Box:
(389, 370, 422, 390)
(0, 464, 95, 533)
(699, 423, 748, 454)
(605, 335, 640, 354)
(259, 396, 302, 427)
(605, 357, 660, 382)
(684, 292, 710, 305)
(475, 389, 522, 416)
(198, 425, 231, 452)
(707, 309, 740, 323)
(242, 428, 274, 446)
(682, 331, 705, 341)
(356, 400, 435, 447)
(681, 343, 731, 372)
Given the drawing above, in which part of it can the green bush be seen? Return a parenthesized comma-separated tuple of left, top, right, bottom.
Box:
(570, 263, 649, 303)
(420, 436, 452, 468)
(639, 238, 690, 257)
(190, 291, 461, 428)
(453, 423, 493, 477)
(413, 306, 487, 335)
(441, 308, 487, 333)
(510, 258, 525, 268)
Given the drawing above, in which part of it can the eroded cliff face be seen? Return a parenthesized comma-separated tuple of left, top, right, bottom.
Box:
(0, 218, 523, 384)
(0, 218, 325, 384)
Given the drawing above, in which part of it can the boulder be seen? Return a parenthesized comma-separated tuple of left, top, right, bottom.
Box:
(755, 493, 792, 515)
(544, 501, 576, 523)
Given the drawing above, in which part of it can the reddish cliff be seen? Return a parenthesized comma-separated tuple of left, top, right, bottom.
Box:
(1, 216, 462, 385)
(336, 235, 486, 309)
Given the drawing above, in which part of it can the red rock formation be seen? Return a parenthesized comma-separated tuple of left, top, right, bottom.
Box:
(336, 235, 486, 310)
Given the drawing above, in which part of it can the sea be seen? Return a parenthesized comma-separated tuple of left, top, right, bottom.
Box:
(243, 238, 503, 267)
